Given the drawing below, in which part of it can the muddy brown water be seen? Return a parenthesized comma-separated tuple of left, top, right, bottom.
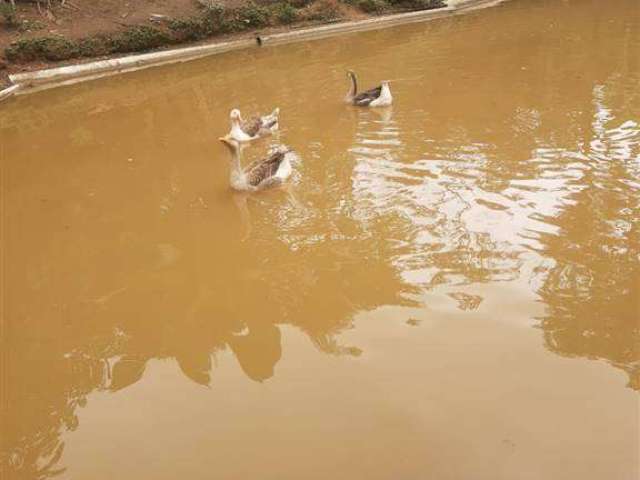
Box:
(1, 0, 639, 479)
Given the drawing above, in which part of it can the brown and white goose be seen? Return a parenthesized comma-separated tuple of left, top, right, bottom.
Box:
(229, 108, 280, 142)
(219, 135, 292, 191)
(345, 70, 393, 107)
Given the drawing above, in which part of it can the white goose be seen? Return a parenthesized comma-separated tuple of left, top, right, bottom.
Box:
(219, 135, 293, 191)
(344, 70, 393, 107)
(228, 108, 280, 142)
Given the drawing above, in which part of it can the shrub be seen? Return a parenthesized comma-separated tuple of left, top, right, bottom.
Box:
(289, 0, 313, 7)
(387, 0, 445, 9)
(200, 2, 236, 33)
(0, 2, 18, 27)
(78, 34, 114, 57)
(5, 36, 78, 62)
(274, 2, 297, 24)
(357, 0, 388, 13)
(110, 26, 171, 53)
(168, 17, 208, 41)
(18, 19, 45, 33)
(304, 0, 343, 21)
(236, 2, 271, 29)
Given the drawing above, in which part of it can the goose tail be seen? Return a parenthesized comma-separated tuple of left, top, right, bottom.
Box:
(262, 107, 280, 130)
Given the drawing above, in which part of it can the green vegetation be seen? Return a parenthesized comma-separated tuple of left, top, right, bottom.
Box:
(237, 2, 271, 28)
(168, 17, 209, 41)
(273, 2, 298, 25)
(5, 26, 173, 62)
(0, 2, 18, 27)
(5, 36, 78, 62)
(347, 0, 444, 13)
(111, 25, 171, 53)
(18, 19, 45, 33)
(304, 0, 343, 21)
(391, 0, 445, 10)
(356, 0, 388, 14)
(3, 0, 447, 64)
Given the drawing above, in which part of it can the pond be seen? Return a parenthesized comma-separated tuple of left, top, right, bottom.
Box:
(1, 0, 638, 478)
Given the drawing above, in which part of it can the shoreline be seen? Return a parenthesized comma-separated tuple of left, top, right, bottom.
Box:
(0, 0, 507, 101)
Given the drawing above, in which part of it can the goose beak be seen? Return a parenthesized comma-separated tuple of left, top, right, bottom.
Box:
(219, 135, 233, 145)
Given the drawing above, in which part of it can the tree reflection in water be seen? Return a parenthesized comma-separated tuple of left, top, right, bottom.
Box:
(0, 177, 418, 478)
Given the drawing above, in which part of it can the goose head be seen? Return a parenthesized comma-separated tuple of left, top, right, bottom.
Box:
(345, 70, 358, 102)
(229, 108, 243, 124)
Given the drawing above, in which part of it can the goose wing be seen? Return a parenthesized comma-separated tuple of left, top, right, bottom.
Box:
(241, 117, 263, 137)
(245, 150, 287, 187)
(353, 85, 382, 106)
(260, 115, 278, 130)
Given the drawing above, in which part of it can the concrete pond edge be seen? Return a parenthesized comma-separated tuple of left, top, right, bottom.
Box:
(0, 0, 507, 102)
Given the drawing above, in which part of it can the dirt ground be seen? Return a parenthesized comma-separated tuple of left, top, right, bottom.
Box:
(1, 0, 200, 47)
